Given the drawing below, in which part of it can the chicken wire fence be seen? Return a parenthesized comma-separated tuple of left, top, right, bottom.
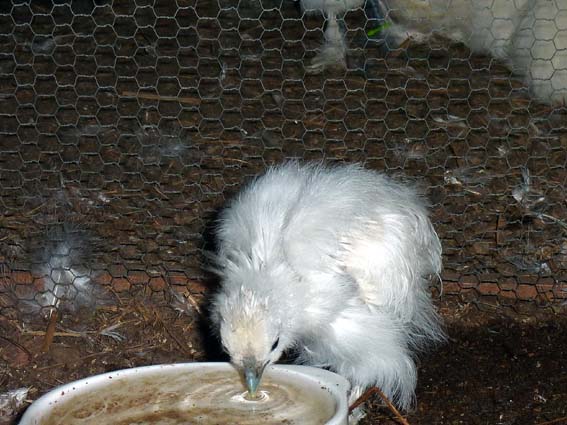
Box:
(0, 0, 566, 326)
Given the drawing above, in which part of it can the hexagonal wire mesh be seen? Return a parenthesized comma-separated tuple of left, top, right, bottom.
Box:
(0, 0, 566, 423)
(0, 0, 566, 363)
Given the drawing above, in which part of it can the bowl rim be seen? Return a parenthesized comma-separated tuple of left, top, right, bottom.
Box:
(19, 362, 350, 425)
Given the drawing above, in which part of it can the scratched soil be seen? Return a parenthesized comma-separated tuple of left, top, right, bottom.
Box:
(362, 306, 567, 425)
(1, 302, 566, 425)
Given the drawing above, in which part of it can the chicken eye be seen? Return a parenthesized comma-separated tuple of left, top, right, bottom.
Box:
(271, 337, 280, 352)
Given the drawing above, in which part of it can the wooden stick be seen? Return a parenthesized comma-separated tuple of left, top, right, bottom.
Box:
(24, 330, 84, 338)
(535, 417, 567, 425)
(41, 310, 59, 352)
(496, 213, 505, 245)
(121, 90, 200, 106)
(349, 386, 411, 425)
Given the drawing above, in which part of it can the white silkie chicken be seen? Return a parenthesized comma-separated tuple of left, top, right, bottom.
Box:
(379, 0, 567, 104)
(210, 162, 445, 419)
(299, 0, 567, 104)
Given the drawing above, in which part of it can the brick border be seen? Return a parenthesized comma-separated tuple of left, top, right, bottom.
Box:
(1, 270, 565, 304)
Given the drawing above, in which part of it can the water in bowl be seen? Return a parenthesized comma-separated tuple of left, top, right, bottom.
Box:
(40, 368, 336, 425)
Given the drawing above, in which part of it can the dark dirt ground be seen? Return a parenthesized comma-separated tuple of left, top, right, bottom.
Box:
(363, 303, 567, 425)
(1, 298, 566, 425)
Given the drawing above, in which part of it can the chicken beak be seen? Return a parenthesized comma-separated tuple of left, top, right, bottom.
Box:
(243, 356, 266, 397)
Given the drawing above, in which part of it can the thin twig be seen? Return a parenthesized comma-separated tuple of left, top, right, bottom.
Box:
(121, 91, 200, 106)
(223, 158, 250, 165)
(349, 386, 411, 425)
(535, 417, 567, 425)
(303, 117, 325, 127)
(0, 335, 31, 359)
(155, 314, 193, 357)
(36, 362, 66, 371)
(24, 203, 47, 216)
(23, 330, 84, 338)
(41, 310, 59, 352)
(386, 37, 413, 58)
(529, 212, 567, 231)
(496, 213, 505, 245)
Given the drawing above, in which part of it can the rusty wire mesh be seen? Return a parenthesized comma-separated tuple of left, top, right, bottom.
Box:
(0, 0, 566, 331)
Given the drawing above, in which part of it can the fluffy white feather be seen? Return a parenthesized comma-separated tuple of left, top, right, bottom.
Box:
(299, 0, 365, 71)
(379, 0, 567, 104)
(29, 227, 98, 318)
(211, 162, 445, 416)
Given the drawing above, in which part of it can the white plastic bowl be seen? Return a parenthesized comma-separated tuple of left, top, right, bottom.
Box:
(19, 362, 350, 425)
